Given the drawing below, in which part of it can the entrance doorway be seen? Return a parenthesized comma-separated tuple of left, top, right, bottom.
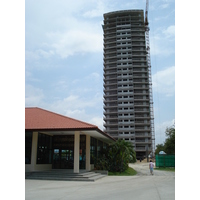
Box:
(53, 148, 74, 169)
(52, 135, 86, 169)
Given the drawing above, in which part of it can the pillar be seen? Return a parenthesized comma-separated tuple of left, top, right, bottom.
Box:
(86, 135, 91, 171)
(74, 131, 80, 173)
(31, 131, 38, 171)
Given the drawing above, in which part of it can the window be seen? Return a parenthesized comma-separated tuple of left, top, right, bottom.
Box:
(90, 137, 97, 164)
(37, 133, 52, 164)
(97, 140, 103, 158)
(80, 135, 86, 169)
(25, 131, 32, 164)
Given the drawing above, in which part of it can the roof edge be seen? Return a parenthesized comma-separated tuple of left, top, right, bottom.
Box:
(104, 9, 143, 16)
(95, 127, 116, 142)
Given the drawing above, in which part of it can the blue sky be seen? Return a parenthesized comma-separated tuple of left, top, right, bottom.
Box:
(25, 0, 175, 145)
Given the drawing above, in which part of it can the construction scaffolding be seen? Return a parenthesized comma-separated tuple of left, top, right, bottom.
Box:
(145, 0, 155, 157)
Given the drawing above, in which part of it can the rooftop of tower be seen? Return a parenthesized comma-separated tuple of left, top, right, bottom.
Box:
(104, 9, 144, 17)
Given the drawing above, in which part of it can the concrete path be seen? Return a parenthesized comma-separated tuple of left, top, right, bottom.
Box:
(25, 163, 175, 200)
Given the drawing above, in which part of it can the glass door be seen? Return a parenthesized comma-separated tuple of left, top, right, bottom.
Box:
(53, 148, 74, 169)
(53, 149, 60, 169)
(60, 149, 74, 169)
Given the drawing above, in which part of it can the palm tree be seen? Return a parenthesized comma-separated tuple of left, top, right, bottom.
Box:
(94, 139, 136, 172)
(109, 139, 136, 172)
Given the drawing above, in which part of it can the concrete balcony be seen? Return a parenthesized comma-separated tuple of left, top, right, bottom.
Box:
(103, 94, 118, 99)
(118, 115, 134, 119)
(135, 141, 152, 144)
(108, 133, 119, 137)
(104, 71, 117, 76)
(117, 109, 134, 113)
(104, 122, 118, 126)
(134, 111, 150, 114)
(104, 129, 119, 134)
(103, 117, 118, 121)
(103, 88, 118, 93)
(134, 122, 151, 126)
(104, 55, 117, 61)
(103, 110, 118, 115)
(132, 80, 149, 83)
(135, 134, 151, 138)
(103, 76, 117, 81)
(103, 105, 118, 110)
(133, 75, 148, 78)
(103, 81, 117, 87)
(103, 99, 118, 103)
(134, 116, 151, 120)
(134, 128, 151, 132)
(104, 60, 117, 65)
(103, 46, 117, 51)
(134, 105, 150, 108)
(118, 135, 135, 139)
(133, 87, 149, 90)
(118, 128, 135, 132)
(131, 69, 148, 73)
(134, 147, 146, 152)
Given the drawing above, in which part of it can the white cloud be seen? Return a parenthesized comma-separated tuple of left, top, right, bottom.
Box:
(25, 50, 40, 61)
(152, 66, 175, 97)
(163, 25, 175, 38)
(25, 85, 45, 106)
(150, 25, 175, 56)
(83, 1, 106, 18)
(36, 49, 55, 58)
(45, 94, 104, 127)
(25, 71, 41, 83)
(47, 27, 103, 58)
(86, 72, 101, 82)
(160, 4, 169, 9)
(89, 116, 104, 130)
(26, 0, 105, 60)
(64, 109, 87, 121)
(49, 94, 101, 114)
(25, 49, 55, 62)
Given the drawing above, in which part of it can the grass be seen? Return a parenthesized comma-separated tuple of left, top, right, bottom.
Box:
(154, 167, 175, 172)
(108, 167, 137, 176)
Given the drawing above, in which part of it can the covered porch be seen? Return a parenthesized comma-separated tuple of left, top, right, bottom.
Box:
(25, 107, 115, 174)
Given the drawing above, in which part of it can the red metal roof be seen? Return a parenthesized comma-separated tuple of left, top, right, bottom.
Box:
(25, 107, 98, 130)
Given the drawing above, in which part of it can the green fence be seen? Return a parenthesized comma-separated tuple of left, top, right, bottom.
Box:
(155, 155, 175, 167)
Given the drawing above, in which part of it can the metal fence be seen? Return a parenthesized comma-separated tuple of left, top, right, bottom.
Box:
(155, 155, 175, 167)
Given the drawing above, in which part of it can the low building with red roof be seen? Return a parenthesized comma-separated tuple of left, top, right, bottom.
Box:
(25, 107, 115, 173)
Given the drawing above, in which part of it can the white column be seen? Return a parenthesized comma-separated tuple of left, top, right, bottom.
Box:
(31, 131, 38, 171)
(74, 131, 80, 173)
(86, 135, 91, 171)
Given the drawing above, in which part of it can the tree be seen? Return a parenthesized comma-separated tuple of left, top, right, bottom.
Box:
(109, 139, 136, 172)
(155, 125, 175, 155)
(155, 143, 165, 155)
(164, 126, 175, 154)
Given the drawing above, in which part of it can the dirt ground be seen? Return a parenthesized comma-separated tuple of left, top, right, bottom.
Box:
(136, 158, 155, 163)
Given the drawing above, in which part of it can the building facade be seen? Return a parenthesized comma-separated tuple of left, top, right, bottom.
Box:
(102, 10, 154, 159)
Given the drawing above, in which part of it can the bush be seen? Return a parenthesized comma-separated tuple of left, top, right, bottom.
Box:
(94, 140, 136, 173)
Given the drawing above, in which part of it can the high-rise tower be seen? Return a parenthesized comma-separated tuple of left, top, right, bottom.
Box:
(102, 10, 154, 159)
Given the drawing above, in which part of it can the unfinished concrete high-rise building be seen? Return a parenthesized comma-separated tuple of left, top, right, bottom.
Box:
(102, 10, 155, 159)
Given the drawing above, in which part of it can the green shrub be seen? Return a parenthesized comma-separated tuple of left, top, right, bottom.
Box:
(94, 140, 136, 173)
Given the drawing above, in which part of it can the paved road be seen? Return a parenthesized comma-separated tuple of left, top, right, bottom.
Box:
(130, 162, 175, 177)
(25, 163, 175, 200)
